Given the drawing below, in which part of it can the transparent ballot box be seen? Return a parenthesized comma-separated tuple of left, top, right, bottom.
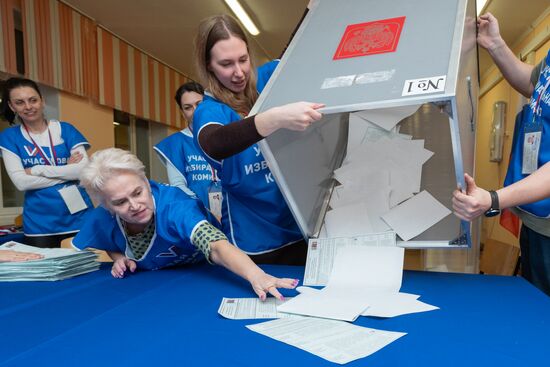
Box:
(251, 0, 479, 263)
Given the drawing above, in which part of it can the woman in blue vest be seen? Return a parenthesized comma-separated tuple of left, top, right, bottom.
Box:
(191, 15, 324, 265)
(154, 82, 219, 219)
(453, 13, 550, 295)
(73, 148, 297, 300)
(0, 78, 93, 247)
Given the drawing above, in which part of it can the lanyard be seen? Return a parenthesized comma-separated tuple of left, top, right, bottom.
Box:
(22, 122, 58, 166)
(211, 167, 218, 183)
(534, 77, 550, 117)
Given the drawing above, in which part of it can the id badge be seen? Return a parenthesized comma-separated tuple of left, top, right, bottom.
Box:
(522, 114, 543, 174)
(208, 181, 223, 222)
(58, 185, 88, 214)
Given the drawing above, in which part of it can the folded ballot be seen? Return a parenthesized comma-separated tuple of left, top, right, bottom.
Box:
(0, 242, 99, 281)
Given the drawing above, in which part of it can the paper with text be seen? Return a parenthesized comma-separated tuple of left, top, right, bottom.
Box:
(247, 316, 406, 364)
(279, 246, 404, 321)
(304, 233, 396, 286)
(218, 297, 293, 320)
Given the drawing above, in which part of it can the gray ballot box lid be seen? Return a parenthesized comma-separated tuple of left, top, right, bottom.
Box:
(251, 0, 478, 248)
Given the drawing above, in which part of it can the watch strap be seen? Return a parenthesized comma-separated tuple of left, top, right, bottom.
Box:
(488, 190, 500, 211)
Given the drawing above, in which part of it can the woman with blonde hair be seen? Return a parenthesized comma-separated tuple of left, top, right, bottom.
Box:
(192, 15, 324, 265)
(72, 148, 297, 300)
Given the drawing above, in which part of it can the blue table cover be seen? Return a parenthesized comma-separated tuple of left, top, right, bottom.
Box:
(1, 264, 549, 366)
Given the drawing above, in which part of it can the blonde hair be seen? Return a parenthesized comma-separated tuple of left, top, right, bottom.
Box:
(194, 14, 258, 116)
(80, 148, 146, 202)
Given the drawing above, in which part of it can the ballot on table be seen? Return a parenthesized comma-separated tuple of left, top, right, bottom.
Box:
(251, 0, 478, 249)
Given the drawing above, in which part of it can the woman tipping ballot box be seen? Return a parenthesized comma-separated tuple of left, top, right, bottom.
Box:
(192, 15, 324, 264)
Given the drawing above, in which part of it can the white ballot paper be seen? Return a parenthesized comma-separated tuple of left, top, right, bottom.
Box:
(353, 104, 421, 131)
(278, 246, 404, 321)
(330, 170, 390, 208)
(323, 202, 374, 238)
(336, 137, 433, 211)
(347, 114, 411, 156)
(304, 233, 396, 286)
(381, 190, 451, 241)
(361, 293, 439, 318)
(295, 287, 439, 318)
(327, 246, 404, 292)
(246, 316, 406, 365)
(218, 297, 294, 320)
(277, 284, 370, 322)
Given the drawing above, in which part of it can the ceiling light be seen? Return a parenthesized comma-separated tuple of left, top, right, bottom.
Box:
(224, 0, 260, 36)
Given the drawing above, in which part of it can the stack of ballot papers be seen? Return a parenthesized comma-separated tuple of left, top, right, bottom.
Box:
(0, 242, 99, 281)
(326, 107, 451, 241)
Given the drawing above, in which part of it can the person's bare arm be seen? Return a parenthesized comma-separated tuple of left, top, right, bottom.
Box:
(30, 146, 89, 180)
(210, 239, 298, 300)
(478, 13, 535, 97)
(453, 164, 550, 221)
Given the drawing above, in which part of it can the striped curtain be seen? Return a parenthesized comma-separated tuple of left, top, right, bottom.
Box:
(21, 0, 85, 95)
(0, 0, 19, 75)
(97, 27, 186, 128)
(13, 0, 187, 128)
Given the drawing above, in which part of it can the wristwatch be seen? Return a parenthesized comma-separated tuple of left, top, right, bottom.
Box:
(484, 190, 501, 217)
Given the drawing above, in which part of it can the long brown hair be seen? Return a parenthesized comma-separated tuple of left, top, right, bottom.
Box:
(194, 15, 258, 117)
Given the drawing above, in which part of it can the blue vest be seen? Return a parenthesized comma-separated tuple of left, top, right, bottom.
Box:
(504, 50, 550, 217)
(0, 121, 93, 235)
(154, 128, 214, 209)
(73, 181, 207, 270)
(193, 60, 302, 254)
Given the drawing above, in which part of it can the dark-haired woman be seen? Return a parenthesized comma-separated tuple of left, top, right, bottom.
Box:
(154, 81, 219, 218)
(0, 77, 93, 247)
(192, 15, 324, 265)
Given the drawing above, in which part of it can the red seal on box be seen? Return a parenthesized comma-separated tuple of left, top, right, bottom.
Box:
(333, 16, 406, 60)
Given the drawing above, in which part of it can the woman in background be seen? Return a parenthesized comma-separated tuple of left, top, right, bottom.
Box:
(154, 81, 220, 220)
(0, 78, 93, 247)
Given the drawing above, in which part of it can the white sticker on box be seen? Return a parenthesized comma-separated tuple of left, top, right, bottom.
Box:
(321, 74, 355, 89)
(402, 75, 446, 96)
